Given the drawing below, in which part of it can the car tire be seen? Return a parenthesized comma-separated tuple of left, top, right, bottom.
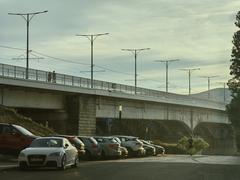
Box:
(72, 156, 79, 168)
(127, 148, 134, 157)
(59, 154, 67, 170)
(101, 151, 106, 160)
(85, 150, 92, 160)
(19, 162, 27, 170)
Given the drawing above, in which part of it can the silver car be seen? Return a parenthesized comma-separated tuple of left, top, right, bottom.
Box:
(18, 137, 78, 170)
(93, 136, 122, 159)
(78, 136, 101, 159)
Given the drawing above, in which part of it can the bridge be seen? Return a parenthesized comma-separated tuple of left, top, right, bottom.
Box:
(0, 63, 236, 154)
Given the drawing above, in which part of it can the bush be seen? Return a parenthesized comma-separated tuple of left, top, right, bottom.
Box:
(177, 136, 209, 155)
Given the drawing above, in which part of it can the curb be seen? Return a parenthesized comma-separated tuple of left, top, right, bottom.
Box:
(0, 164, 18, 171)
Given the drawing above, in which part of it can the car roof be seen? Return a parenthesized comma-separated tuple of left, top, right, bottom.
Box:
(35, 137, 66, 140)
(54, 135, 77, 138)
(113, 135, 138, 138)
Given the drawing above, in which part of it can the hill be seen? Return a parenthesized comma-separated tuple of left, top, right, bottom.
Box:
(0, 105, 55, 136)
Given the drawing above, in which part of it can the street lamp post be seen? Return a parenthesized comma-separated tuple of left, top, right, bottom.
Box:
(76, 33, 109, 88)
(122, 48, 150, 94)
(119, 105, 122, 121)
(8, 10, 48, 79)
(155, 59, 180, 93)
(200, 76, 219, 99)
(180, 68, 200, 95)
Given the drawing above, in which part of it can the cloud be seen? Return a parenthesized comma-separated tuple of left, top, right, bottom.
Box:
(0, 0, 239, 94)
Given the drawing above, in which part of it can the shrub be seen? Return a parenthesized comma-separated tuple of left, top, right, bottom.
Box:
(177, 136, 209, 155)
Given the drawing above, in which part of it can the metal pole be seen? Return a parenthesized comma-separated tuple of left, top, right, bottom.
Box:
(154, 59, 179, 93)
(26, 14, 29, 79)
(180, 68, 200, 95)
(122, 48, 150, 94)
(224, 83, 226, 103)
(189, 70, 191, 95)
(134, 50, 137, 94)
(8, 10, 48, 79)
(166, 61, 169, 93)
(208, 77, 210, 99)
(76, 33, 109, 89)
(91, 35, 94, 88)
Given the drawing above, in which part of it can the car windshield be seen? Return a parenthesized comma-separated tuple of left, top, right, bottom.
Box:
(13, 125, 33, 136)
(71, 137, 83, 148)
(30, 138, 63, 148)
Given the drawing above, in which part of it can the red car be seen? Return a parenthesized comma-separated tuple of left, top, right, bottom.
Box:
(54, 135, 86, 159)
(0, 123, 37, 154)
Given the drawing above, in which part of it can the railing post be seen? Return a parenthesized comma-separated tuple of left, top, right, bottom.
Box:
(63, 75, 66, 85)
(72, 76, 74, 86)
(79, 78, 81, 87)
(36, 70, 38, 81)
(46, 72, 48, 82)
(2, 64, 4, 76)
(14, 66, 16, 78)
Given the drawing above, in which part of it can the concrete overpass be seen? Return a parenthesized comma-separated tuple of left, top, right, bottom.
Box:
(0, 62, 228, 132)
(1, 63, 236, 154)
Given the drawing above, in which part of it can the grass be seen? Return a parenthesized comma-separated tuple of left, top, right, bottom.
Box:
(0, 105, 55, 136)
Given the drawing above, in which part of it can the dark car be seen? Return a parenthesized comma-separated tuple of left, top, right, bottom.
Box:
(78, 136, 101, 160)
(0, 123, 37, 154)
(142, 140, 165, 155)
(54, 135, 85, 159)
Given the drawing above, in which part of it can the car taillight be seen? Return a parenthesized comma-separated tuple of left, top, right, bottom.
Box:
(108, 144, 119, 150)
(135, 142, 142, 146)
(92, 144, 97, 148)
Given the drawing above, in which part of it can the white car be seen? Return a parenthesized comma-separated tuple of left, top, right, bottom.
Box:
(114, 136, 145, 156)
(18, 137, 79, 170)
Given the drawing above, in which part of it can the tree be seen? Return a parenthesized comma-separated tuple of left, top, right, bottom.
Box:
(227, 11, 240, 151)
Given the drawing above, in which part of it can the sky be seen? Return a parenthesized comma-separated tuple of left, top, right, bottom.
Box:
(0, 0, 239, 94)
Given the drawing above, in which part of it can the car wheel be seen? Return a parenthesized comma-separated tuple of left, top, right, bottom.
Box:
(59, 154, 67, 170)
(72, 156, 79, 168)
(127, 148, 134, 157)
(19, 162, 27, 170)
(101, 151, 106, 160)
(85, 150, 91, 160)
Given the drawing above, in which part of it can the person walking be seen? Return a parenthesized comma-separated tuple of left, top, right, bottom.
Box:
(47, 72, 52, 82)
(52, 71, 56, 83)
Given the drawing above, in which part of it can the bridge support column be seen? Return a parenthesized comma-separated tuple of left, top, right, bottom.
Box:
(66, 95, 96, 136)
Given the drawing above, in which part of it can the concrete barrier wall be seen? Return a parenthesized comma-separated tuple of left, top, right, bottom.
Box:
(96, 97, 229, 129)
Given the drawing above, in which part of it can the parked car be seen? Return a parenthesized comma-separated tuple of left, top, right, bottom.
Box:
(18, 137, 78, 170)
(114, 135, 145, 157)
(0, 123, 37, 154)
(54, 135, 85, 159)
(147, 141, 165, 155)
(78, 136, 101, 159)
(140, 140, 156, 156)
(111, 137, 128, 158)
(93, 136, 122, 159)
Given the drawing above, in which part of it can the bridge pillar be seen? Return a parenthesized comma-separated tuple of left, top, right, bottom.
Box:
(66, 95, 96, 136)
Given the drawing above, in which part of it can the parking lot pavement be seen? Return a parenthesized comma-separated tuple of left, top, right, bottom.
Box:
(0, 155, 18, 171)
(114, 155, 240, 165)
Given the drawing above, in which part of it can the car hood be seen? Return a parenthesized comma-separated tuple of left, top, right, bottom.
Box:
(143, 144, 154, 149)
(21, 147, 63, 155)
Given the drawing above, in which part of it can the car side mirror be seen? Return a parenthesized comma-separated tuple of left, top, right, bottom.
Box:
(64, 144, 69, 149)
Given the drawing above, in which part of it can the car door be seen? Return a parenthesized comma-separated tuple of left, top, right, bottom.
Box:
(3, 125, 23, 152)
(64, 139, 75, 164)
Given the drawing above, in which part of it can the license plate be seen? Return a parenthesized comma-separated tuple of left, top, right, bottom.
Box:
(30, 158, 43, 162)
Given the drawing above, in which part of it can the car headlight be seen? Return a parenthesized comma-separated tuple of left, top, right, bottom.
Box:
(49, 152, 61, 157)
(18, 152, 26, 158)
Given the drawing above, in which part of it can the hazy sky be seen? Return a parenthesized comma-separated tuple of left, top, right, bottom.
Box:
(0, 0, 239, 94)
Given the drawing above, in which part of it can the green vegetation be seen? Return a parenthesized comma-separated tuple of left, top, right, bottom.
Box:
(153, 137, 209, 155)
(177, 136, 209, 155)
(227, 11, 240, 151)
(0, 105, 55, 136)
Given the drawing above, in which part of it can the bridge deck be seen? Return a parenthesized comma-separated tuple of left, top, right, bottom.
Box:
(0, 63, 226, 111)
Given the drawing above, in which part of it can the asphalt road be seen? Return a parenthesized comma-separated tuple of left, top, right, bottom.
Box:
(1, 155, 240, 180)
